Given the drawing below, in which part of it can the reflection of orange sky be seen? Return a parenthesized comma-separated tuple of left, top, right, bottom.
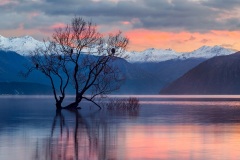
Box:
(125, 29, 240, 52)
(121, 124, 240, 160)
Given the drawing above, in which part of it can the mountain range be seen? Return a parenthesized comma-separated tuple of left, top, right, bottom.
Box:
(0, 35, 235, 63)
(160, 52, 240, 94)
(0, 35, 238, 95)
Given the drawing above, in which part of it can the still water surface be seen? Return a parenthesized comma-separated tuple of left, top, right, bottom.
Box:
(1, 95, 240, 159)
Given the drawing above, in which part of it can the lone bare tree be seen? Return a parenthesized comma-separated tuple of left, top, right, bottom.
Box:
(24, 17, 129, 109)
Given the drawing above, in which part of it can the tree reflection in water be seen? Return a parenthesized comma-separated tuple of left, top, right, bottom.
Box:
(34, 98, 140, 160)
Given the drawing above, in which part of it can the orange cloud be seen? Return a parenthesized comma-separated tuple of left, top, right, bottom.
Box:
(121, 21, 131, 25)
(50, 23, 67, 30)
(125, 29, 240, 52)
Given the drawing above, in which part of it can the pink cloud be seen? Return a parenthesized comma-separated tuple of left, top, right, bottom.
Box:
(28, 12, 40, 19)
(0, 0, 18, 6)
(125, 29, 240, 52)
(121, 21, 131, 25)
(50, 23, 67, 30)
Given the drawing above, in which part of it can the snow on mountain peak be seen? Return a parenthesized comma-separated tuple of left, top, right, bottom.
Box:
(0, 35, 44, 55)
(0, 35, 237, 62)
(178, 45, 235, 60)
(125, 48, 180, 63)
(196, 45, 225, 53)
(125, 45, 236, 62)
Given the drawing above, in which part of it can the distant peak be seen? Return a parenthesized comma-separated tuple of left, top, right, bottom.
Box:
(144, 48, 174, 52)
(146, 48, 156, 51)
(198, 45, 211, 49)
(198, 45, 228, 50)
(17, 35, 35, 41)
(9, 36, 19, 40)
(211, 45, 225, 49)
(7, 35, 35, 41)
(195, 45, 227, 52)
(0, 35, 43, 56)
(0, 35, 6, 40)
(212, 45, 221, 48)
(22, 35, 34, 39)
(166, 48, 173, 51)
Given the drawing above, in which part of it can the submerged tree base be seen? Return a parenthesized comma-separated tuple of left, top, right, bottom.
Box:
(56, 102, 82, 110)
(62, 107, 81, 110)
(56, 106, 82, 110)
(63, 102, 81, 109)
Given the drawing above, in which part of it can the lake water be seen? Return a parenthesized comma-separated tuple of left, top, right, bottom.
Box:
(1, 95, 240, 160)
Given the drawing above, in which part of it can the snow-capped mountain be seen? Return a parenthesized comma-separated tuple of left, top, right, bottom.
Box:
(125, 45, 236, 63)
(178, 45, 236, 60)
(0, 35, 45, 56)
(124, 48, 179, 63)
(0, 35, 237, 62)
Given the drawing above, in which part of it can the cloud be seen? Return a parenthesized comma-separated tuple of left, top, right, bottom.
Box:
(0, 0, 240, 33)
(0, 0, 240, 51)
(124, 29, 240, 52)
(185, 35, 196, 42)
(38, 0, 240, 32)
(200, 0, 240, 10)
(220, 43, 234, 49)
(0, 0, 18, 6)
(200, 39, 210, 43)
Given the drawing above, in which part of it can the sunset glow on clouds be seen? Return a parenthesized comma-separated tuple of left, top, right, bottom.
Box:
(125, 29, 240, 52)
(0, 0, 240, 52)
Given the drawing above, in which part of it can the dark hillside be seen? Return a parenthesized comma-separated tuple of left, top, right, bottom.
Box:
(160, 52, 240, 94)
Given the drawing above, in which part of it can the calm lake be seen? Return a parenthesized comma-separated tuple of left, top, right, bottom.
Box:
(1, 95, 240, 160)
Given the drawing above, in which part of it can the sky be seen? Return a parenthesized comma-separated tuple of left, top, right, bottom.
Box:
(0, 0, 240, 52)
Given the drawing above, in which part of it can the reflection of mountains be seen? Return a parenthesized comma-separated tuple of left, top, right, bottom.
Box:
(141, 102, 240, 124)
(34, 107, 139, 160)
(186, 104, 240, 124)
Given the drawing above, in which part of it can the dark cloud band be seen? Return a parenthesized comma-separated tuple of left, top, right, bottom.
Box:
(0, 0, 240, 32)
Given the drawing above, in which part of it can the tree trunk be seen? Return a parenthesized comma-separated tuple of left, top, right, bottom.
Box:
(56, 101, 62, 110)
